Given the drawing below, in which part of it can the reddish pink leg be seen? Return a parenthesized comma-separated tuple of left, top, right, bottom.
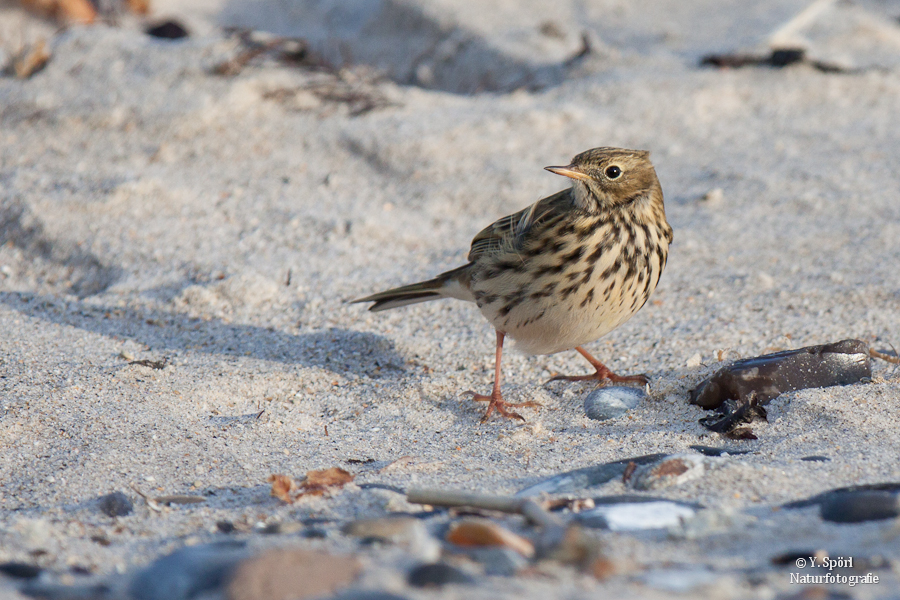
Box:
(548, 346, 649, 385)
(465, 331, 540, 423)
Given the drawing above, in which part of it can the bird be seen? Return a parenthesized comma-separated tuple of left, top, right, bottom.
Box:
(353, 147, 673, 422)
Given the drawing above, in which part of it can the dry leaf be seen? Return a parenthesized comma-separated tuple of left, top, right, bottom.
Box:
(127, 0, 150, 14)
(20, 0, 96, 23)
(268, 474, 298, 503)
(299, 467, 353, 497)
(446, 519, 535, 558)
(269, 468, 353, 503)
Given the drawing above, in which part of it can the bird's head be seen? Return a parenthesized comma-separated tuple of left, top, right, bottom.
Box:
(545, 147, 662, 213)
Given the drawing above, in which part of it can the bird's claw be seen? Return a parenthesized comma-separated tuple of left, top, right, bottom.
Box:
(463, 391, 540, 423)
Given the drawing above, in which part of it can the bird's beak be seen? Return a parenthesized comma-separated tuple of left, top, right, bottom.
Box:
(544, 164, 592, 182)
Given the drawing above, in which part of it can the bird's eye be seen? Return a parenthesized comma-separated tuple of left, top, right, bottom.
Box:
(605, 166, 621, 179)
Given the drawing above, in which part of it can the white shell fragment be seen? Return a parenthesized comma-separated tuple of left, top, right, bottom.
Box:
(578, 501, 697, 531)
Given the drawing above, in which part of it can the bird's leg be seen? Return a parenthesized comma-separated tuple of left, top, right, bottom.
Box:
(548, 346, 649, 386)
(465, 330, 540, 423)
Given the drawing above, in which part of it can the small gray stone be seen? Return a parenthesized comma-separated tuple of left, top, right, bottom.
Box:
(407, 563, 474, 588)
(97, 492, 133, 517)
(584, 386, 646, 421)
(450, 547, 528, 576)
(128, 542, 248, 600)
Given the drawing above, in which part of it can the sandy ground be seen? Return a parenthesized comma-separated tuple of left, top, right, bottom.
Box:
(2, 1, 900, 598)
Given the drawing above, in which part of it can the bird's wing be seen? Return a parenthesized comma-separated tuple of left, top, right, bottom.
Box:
(467, 189, 572, 262)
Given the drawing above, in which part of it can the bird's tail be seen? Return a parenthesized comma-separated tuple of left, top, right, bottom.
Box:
(352, 265, 471, 312)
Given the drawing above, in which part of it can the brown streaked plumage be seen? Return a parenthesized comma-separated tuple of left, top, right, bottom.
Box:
(354, 147, 673, 422)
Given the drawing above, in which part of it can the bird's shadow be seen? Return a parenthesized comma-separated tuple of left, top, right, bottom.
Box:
(0, 291, 406, 378)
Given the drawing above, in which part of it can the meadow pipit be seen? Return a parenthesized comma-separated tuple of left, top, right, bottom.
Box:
(355, 147, 673, 422)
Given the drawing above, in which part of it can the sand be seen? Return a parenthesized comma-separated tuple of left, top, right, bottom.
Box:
(2, 0, 900, 598)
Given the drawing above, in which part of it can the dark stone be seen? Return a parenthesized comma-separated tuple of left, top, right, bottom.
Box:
(407, 563, 474, 588)
(689, 445, 753, 457)
(820, 491, 899, 523)
(128, 542, 248, 600)
(783, 483, 900, 509)
(800, 456, 830, 462)
(145, 20, 190, 40)
(97, 492, 133, 517)
(589, 494, 703, 508)
(19, 582, 112, 599)
(0, 562, 42, 579)
(691, 340, 871, 410)
(303, 528, 328, 539)
(516, 453, 668, 496)
(216, 521, 235, 533)
(768, 49, 806, 67)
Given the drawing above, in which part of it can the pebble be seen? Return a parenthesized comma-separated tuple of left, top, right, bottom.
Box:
(583, 386, 646, 421)
(447, 547, 528, 576)
(128, 542, 248, 600)
(228, 548, 362, 600)
(783, 482, 900, 509)
(407, 563, 474, 588)
(18, 581, 112, 599)
(0, 562, 42, 579)
(689, 445, 752, 457)
(819, 491, 900, 523)
(701, 188, 724, 205)
(691, 339, 871, 410)
(445, 519, 534, 558)
(538, 524, 609, 576)
(576, 500, 697, 531)
(343, 517, 439, 562)
(343, 517, 422, 543)
(97, 492, 133, 518)
(800, 456, 830, 462)
(628, 454, 707, 491)
(516, 453, 668, 496)
(145, 20, 190, 40)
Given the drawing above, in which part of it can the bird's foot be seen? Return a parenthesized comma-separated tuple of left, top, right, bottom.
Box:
(464, 391, 541, 423)
(548, 365, 648, 386)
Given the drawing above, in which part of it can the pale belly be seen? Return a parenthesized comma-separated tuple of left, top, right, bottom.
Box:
(501, 297, 638, 355)
(469, 226, 667, 356)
